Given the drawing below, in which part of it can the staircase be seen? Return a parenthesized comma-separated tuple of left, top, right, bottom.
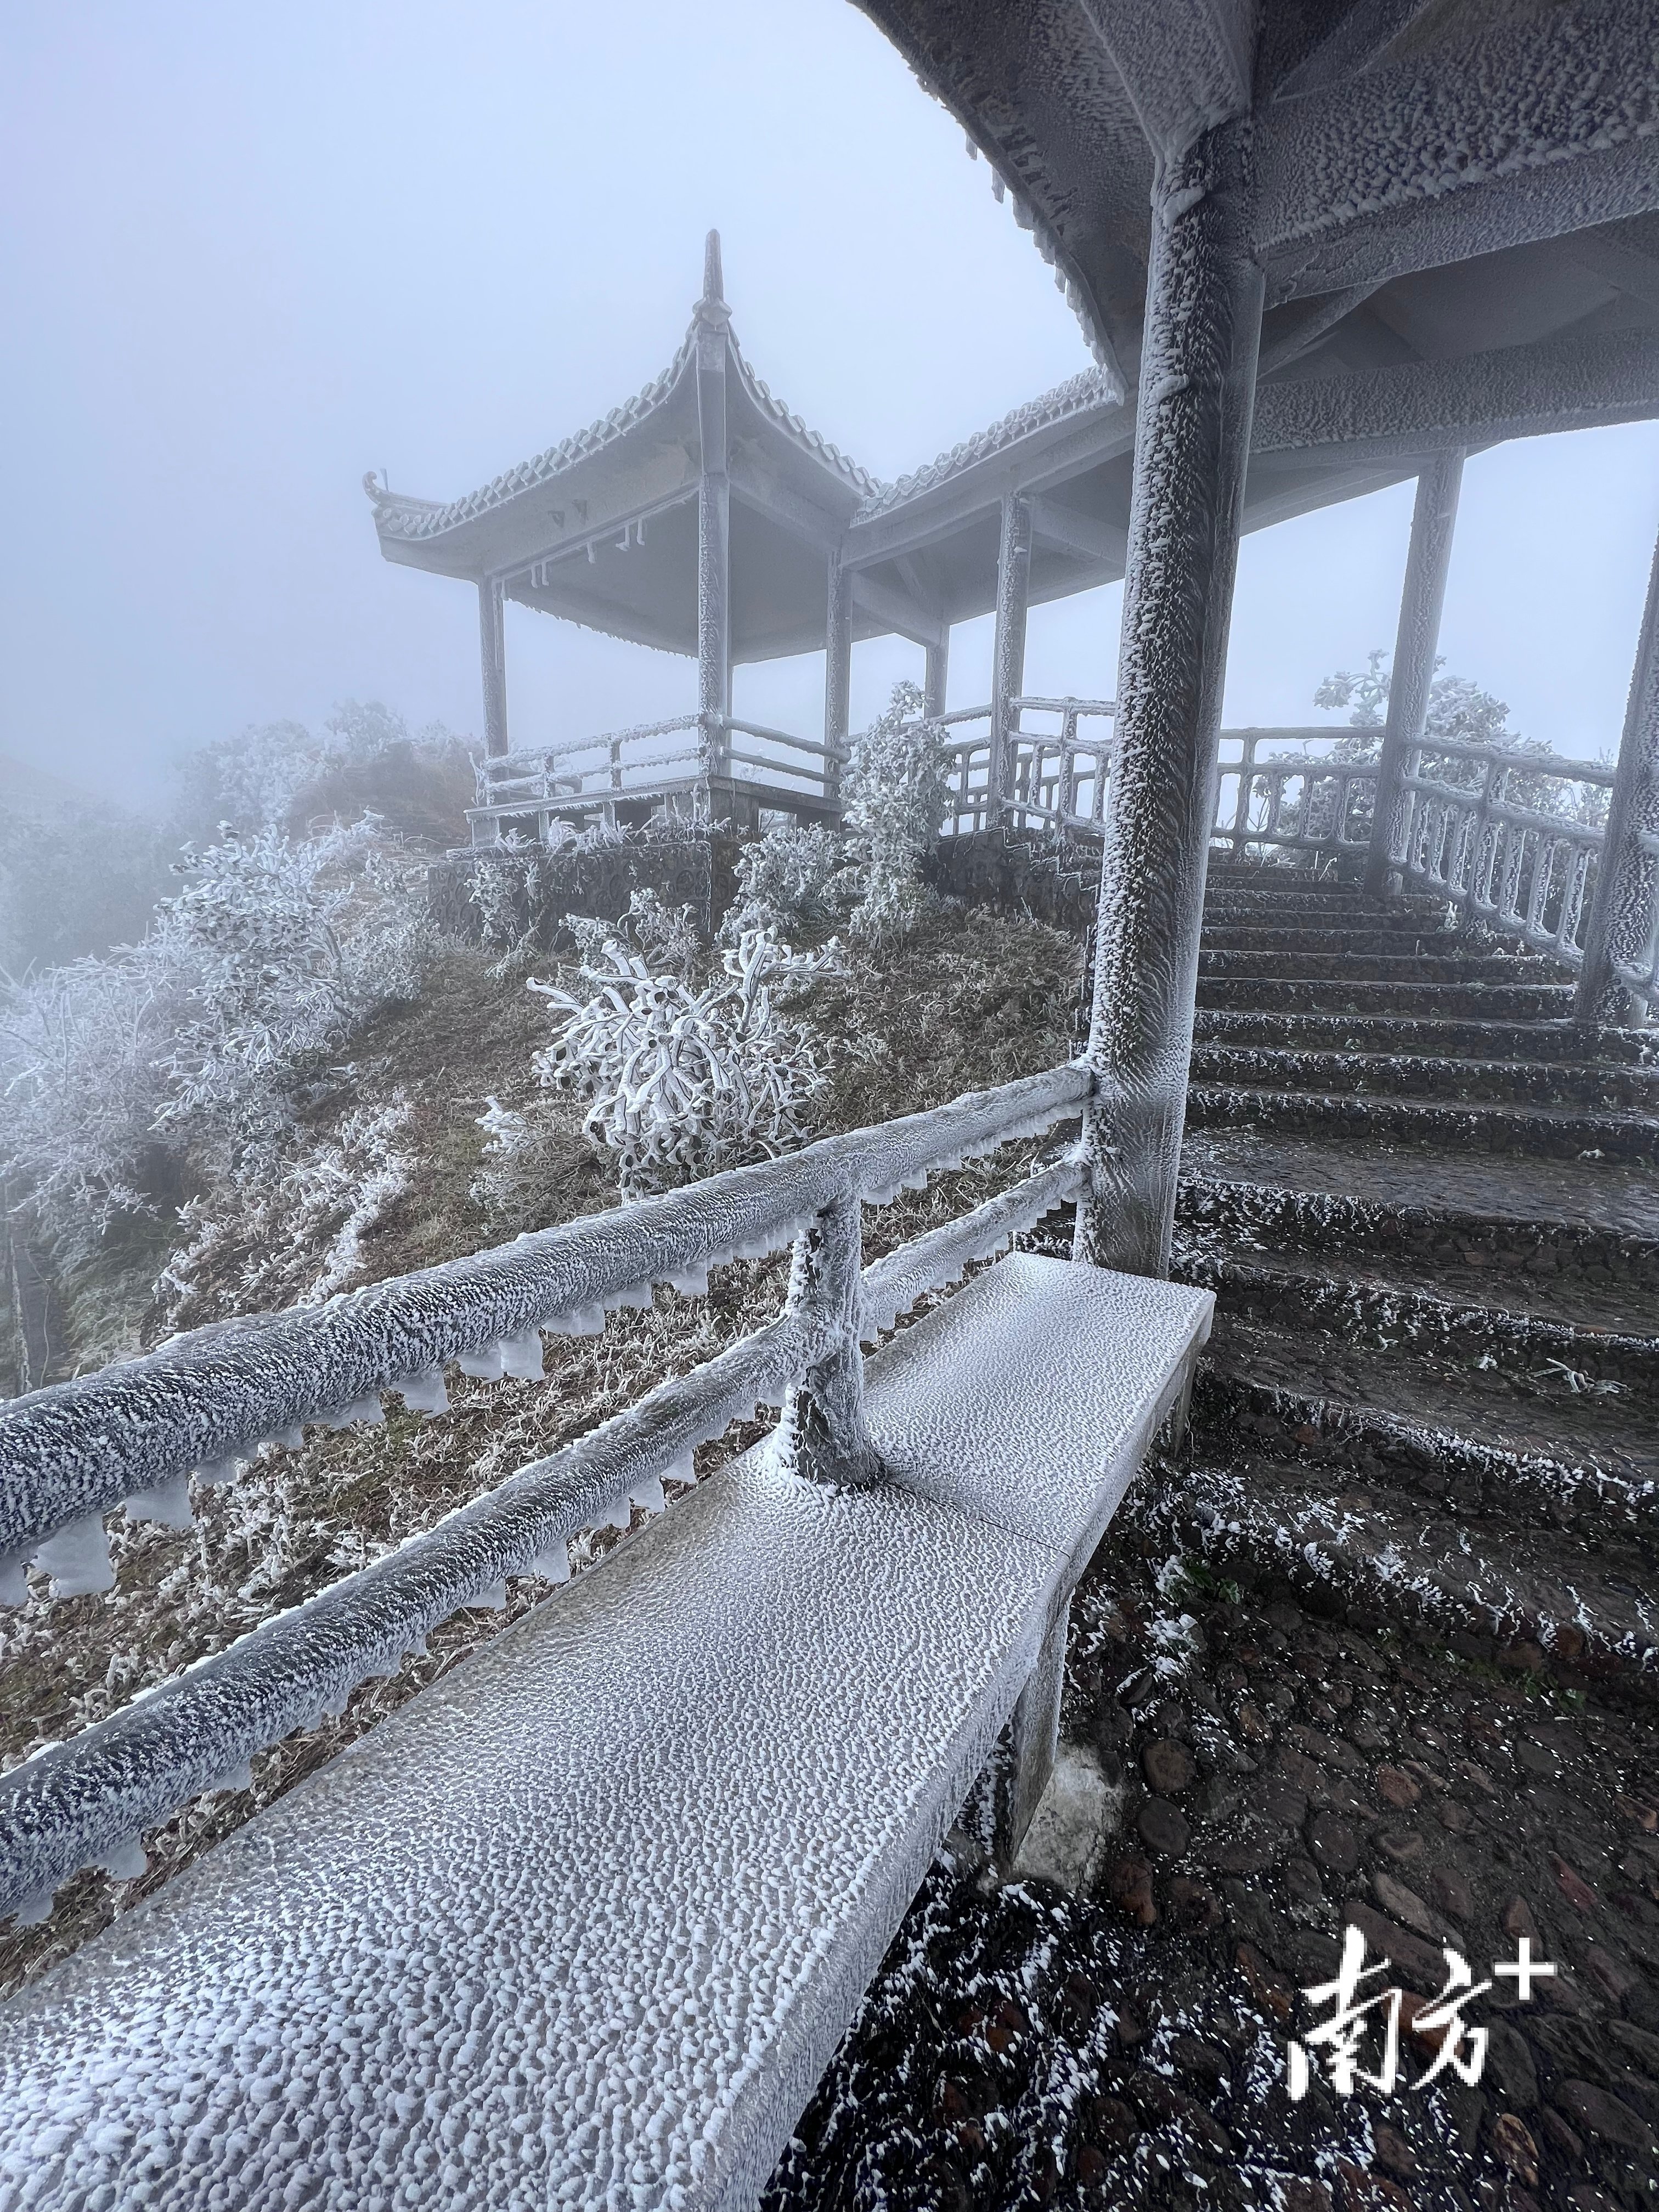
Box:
(1167, 865, 1659, 1685)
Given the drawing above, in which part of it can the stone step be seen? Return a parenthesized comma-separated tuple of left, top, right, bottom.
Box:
(1191, 1311, 1659, 1526)
(1189, 1042, 1659, 1112)
(1178, 1246, 1659, 1402)
(1185, 1082, 1659, 1164)
(1199, 924, 1463, 955)
(1176, 1170, 1659, 1304)
(1195, 975, 1579, 1019)
(1201, 888, 1444, 919)
(1125, 1452, 1659, 1690)
(1180, 1130, 1659, 1246)
(1191, 1008, 1659, 1066)
(1198, 949, 1566, 984)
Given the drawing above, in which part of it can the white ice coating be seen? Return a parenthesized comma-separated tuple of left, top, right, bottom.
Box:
(0, 1063, 1090, 1572)
(0, 1256, 1212, 2212)
(0, 1087, 1094, 1921)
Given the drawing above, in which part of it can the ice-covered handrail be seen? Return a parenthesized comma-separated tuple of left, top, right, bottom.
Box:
(0, 1153, 1092, 1925)
(0, 1315, 822, 1926)
(0, 1064, 1091, 1575)
(860, 1157, 1086, 1338)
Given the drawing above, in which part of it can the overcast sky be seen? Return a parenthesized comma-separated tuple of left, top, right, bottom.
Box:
(5, 0, 1659, 810)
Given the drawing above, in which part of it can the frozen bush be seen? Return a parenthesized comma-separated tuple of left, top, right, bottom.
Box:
(528, 926, 836, 1196)
(154, 1096, 416, 1330)
(720, 823, 848, 944)
(840, 679, 950, 943)
(0, 818, 431, 1257)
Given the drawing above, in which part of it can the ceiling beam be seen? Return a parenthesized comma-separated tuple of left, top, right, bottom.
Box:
(1251, 325, 1659, 467)
(1254, 0, 1659, 304)
(1077, 0, 1254, 161)
(726, 451, 844, 554)
(1029, 494, 1129, 568)
(849, 569, 948, 652)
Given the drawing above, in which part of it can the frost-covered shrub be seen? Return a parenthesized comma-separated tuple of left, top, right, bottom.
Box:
(154, 1094, 416, 1330)
(149, 821, 430, 1175)
(0, 819, 431, 1257)
(0, 955, 170, 1261)
(468, 843, 547, 960)
(529, 926, 836, 1195)
(840, 679, 950, 943)
(720, 823, 848, 944)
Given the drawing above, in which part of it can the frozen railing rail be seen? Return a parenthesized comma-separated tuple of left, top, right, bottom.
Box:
(0, 1064, 1090, 1925)
(1211, 729, 1379, 862)
(468, 712, 843, 843)
(1392, 736, 1619, 972)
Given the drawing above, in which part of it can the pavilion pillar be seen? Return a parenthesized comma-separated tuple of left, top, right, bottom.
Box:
(695, 232, 732, 783)
(1363, 451, 1465, 898)
(477, 577, 509, 758)
(825, 557, 853, 803)
(989, 493, 1032, 820)
(1576, 522, 1659, 1026)
(924, 630, 949, 722)
(1074, 123, 1263, 1279)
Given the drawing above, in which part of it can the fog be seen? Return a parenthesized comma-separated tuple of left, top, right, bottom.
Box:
(4, 0, 1657, 810)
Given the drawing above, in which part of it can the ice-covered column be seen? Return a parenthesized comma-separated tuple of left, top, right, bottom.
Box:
(1576, 523, 1659, 1026)
(924, 631, 949, 722)
(477, 577, 509, 758)
(1075, 123, 1263, 1279)
(824, 556, 852, 804)
(695, 231, 732, 778)
(1363, 450, 1465, 897)
(778, 1194, 882, 1487)
(989, 494, 1032, 817)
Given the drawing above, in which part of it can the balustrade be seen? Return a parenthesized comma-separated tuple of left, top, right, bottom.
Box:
(0, 1065, 1090, 1925)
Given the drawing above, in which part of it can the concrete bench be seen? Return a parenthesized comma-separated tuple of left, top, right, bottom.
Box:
(0, 1255, 1211, 2212)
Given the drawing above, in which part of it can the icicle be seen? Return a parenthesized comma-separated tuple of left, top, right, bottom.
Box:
(903, 1171, 929, 1191)
(32, 1515, 114, 1599)
(97, 1838, 147, 1881)
(124, 1476, 194, 1531)
(458, 1342, 507, 1381)
(550, 1306, 605, 1336)
(532, 1543, 571, 1584)
(473, 1583, 508, 1611)
(603, 1283, 653, 1312)
(13, 1892, 53, 1927)
(664, 1452, 696, 1488)
(666, 1265, 709, 1296)
(195, 1456, 244, 1487)
(209, 1761, 253, 1795)
(602, 1494, 633, 1531)
(499, 1331, 545, 1382)
(396, 1370, 449, 1415)
(628, 1473, 666, 1516)
(315, 1396, 383, 1429)
(1, 1555, 29, 1607)
(265, 1426, 305, 1451)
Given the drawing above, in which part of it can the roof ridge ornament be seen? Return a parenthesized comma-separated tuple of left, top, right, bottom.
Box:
(695, 228, 731, 331)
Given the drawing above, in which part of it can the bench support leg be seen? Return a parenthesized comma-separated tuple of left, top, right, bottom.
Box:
(992, 1599, 1070, 1872)
(780, 1193, 883, 1488)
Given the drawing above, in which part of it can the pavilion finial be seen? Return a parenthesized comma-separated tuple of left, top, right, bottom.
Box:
(696, 229, 730, 327)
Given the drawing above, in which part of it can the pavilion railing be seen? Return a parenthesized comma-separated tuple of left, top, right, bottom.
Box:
(1389, 737, 1621, 974)
(1210, 729, 1378, 862)
(468, 713, 843, 843)
(0, 1064, 1090, 1925)
(924, 697, 1117, 836)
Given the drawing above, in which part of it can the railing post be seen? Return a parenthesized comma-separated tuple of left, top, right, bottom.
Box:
(1075, 122, 1263, 1279)
(1364, 451, 1465, 897)
(1577, 521, 1659, 1025)
(777, 1191, 883, 1487)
